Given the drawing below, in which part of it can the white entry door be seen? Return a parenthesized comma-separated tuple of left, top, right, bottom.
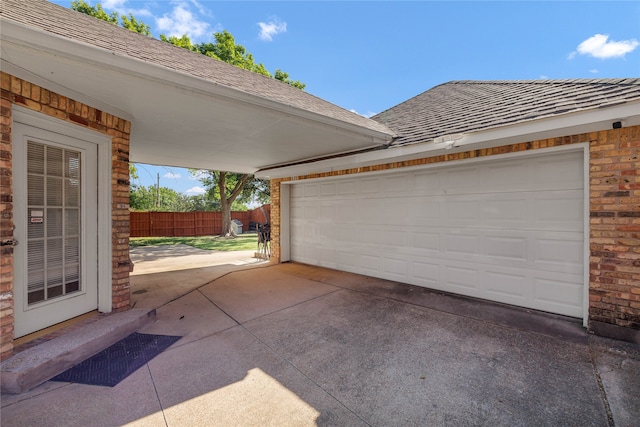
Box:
(13, 121, 99, 337)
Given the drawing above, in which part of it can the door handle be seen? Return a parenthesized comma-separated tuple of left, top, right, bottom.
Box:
(1, 239, 18, 247)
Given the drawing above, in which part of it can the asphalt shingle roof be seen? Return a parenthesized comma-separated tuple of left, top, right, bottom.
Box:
(1, 0, 394, 137)
(373, 79, 640, 146)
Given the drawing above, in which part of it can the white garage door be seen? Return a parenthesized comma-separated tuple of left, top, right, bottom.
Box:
(289, 149, 585, 318)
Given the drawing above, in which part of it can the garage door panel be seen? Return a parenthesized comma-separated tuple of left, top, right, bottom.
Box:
(383, 258, 410, 280)
(485, 235, 528, 261)
(413, 261, 440, 284)
(338, 180, 357, 195)
(482, 198, 528, 224)
(444, 265, 480, 292)
(533, 275, 583, 317)
(320, 182, 336, 196)
(535, 235, 583, 272)
(411, 231, 441, 252)
(484, 161, 528, 189)
(443, 232, 480, 256)
(306, 183, 320, 197)
(413, 170, 442, 193)
(446, 200, 480, 221)
(410, 199, 441, 220)
(290, 150, 585, 318)
(443, 166, 480, 192)
(533, 192, 584, 230)
(531, 152, 584, 190)
(484, 270, 529, 300)
(380, 229, 408, 248)
(359, 177, 379, 194)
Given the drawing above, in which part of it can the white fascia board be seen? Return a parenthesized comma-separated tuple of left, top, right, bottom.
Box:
(1, 19, 393, 145)
(458, 101, 640, 149)
(256, 100, 640, 179)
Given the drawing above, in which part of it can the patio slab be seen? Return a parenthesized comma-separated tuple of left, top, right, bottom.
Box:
(129, 245, 269, 309)
(2, 263, 639, 426)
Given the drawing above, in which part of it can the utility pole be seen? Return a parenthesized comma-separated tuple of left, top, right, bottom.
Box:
(156, 173, 160, 208)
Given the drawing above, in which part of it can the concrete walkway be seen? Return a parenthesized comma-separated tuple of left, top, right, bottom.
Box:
(2, 260, 639, 426)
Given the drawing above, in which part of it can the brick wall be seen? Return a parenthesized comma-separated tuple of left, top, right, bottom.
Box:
(0, 72, 132, 360)
(270, 126, 640, 335)
(0, 82, 14, 360)
(589, 126, 640, 332)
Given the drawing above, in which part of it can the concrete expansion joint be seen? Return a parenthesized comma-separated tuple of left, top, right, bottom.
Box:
(588, 344, 615, 427)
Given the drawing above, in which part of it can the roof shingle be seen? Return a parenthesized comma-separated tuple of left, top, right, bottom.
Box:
(373, 79, 640, 146)
(1, 0, 394, 136)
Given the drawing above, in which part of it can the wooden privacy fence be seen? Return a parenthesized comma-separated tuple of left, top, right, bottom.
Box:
(130, 205, 270, 238)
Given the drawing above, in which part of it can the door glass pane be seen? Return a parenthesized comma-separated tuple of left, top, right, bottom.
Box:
(27, 143, 44, 174)
(46, 146, 63, 177)
(47, 208, 63, 237)
(28, 175, 44, 206)
(27, 209, 45, 239)
(47, 177, 63, 206)
(27, 141, 82, 305)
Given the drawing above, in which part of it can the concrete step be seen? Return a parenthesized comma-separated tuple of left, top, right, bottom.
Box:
(0, 308, 156, 394)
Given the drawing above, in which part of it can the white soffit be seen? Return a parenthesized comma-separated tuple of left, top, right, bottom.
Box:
(256, 100, 640, 179)
(1, 19, 393, 174)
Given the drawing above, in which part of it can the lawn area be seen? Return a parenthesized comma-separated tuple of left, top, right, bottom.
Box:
(130, 233, 258, 251)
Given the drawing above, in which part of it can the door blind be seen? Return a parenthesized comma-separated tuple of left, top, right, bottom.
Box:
(27, 141, 81, 305)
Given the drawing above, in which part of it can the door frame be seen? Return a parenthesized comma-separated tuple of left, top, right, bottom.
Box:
(13, 106, 113, 316)
(282, 143, 590, 325)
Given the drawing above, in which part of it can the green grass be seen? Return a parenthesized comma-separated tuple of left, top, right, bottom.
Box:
(130, 233, 259, 251)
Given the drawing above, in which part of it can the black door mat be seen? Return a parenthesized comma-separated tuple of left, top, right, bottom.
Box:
(51, 332, 181, 387)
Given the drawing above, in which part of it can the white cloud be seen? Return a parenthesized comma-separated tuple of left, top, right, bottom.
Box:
(589, 69, 599, 74)
(156, 2, 210, 39)
(350, 109, 377, 118)
(164, 172, 181, 179)
(102, 0, 127, 8)
(570, 34, 639, 59)
(186, 186, 206, 194)
(538, 75, 549, 80)
(258, 18, 287, 41)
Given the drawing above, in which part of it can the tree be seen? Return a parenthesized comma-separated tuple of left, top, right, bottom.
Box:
(159, 34, 198, 52)
(73, 2, 282, 233)
(71, 1, 150, 35)
(191, 170, 270, 236)
(71, 0, 117, 24)
(163, 31, 306, 90)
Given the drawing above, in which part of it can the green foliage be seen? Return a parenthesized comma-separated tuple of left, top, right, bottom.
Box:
(162, 30, 304, 90)
(71, 0, 150, 35)
(274, 69, 306, 90)
(120, 13, 151, 36)
(129, 234, 259, 251)
(71, 1, 303, 89)
(160, 34, 198, 52)
(129, 163, 138, 180)
(71, 0, 117, 24)
(129, 185, 218, 212)
(191, 170, 269, 207)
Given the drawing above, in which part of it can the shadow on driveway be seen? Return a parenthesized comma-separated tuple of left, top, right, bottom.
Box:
(2, 261, 639, 426)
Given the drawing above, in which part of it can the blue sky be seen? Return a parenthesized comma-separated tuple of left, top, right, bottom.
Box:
(51, 0, 640, 194)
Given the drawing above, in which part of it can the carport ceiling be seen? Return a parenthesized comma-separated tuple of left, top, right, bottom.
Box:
(1, 10, 394, 174)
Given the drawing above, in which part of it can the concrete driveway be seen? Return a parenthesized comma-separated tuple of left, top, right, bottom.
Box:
(2, 261, 639, 426)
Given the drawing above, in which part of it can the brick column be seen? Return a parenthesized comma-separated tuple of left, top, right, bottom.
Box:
(0, 79, 15, 360)
(589, 126, 640, 334)
(269, 179, 282, 263)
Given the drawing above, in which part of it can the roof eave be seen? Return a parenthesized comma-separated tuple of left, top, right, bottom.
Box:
(256, 100, 640, 179)
(0, 18, 395, 144)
